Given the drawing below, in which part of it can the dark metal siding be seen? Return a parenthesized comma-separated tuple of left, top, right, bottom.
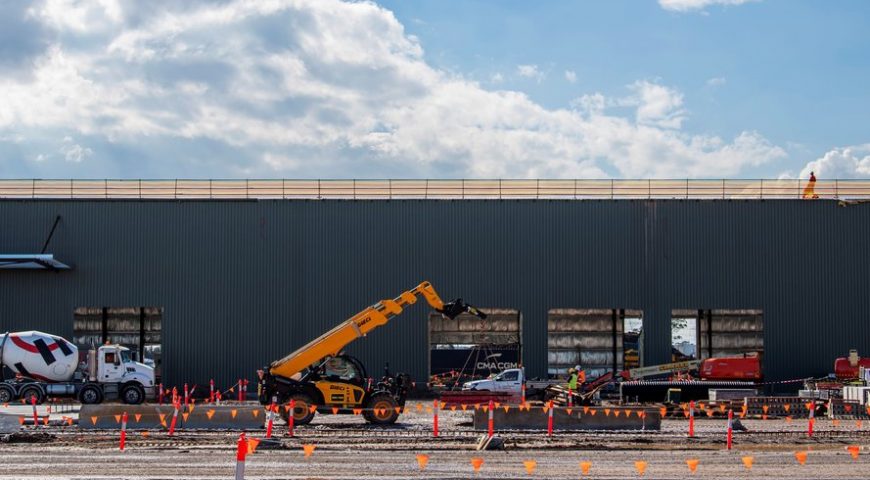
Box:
(1, 200, 868, 388)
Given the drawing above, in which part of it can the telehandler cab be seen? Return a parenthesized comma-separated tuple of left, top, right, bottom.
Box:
(258, 281, 485, 425)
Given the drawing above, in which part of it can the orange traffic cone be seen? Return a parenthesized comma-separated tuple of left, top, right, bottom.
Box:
(634, 461, 647, 476)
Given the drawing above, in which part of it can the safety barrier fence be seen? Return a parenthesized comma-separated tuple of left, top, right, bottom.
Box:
(18, 391, 870, 422)
(8, 396, 869, 428)
(5, 398, 869, 477)
(2, 178, 870, 200)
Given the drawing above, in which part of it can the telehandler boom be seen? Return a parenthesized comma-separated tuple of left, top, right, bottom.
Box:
(259, 281, 485, 425)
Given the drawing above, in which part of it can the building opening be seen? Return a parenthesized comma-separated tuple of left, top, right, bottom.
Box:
(428, 309, 520, 390)
(671, 310, 698, 361)
(623, 310, 644, 370)
(547, 309, 643, 380)
(73, 307, 163, 381)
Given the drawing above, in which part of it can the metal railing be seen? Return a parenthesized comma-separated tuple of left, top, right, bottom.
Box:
(1, 179, 869, 200)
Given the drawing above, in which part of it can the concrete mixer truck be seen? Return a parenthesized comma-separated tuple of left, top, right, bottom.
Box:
(0, 331, 155, 405)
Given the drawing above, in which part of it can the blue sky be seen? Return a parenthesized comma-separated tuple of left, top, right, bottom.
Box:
(387, 1, 870, 149)
(1, 0, 868, 179)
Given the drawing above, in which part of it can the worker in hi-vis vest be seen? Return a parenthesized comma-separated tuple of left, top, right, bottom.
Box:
(568, 365, 586, 390)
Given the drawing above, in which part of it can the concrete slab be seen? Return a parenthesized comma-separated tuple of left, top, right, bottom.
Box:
(473, 406, 660, 431)
(182, 406, 265, 430)
(78, 404, 266, 430)
(0, 414, 21, 433)
(79, 404, 179, 430)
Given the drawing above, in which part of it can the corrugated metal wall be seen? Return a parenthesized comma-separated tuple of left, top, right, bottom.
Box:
(1, 199, 868, 389)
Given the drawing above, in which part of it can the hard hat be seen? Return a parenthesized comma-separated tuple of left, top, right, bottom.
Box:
(574, 365, 582, 371)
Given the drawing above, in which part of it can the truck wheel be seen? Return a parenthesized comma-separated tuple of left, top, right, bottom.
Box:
(0, 385, 15, 403)
(365, 394, 399, 425)
(20, 386, 45, 405)
(79, 385, 103, 404)
(121, 384, 145, 405)
(283, 393, 316, 425)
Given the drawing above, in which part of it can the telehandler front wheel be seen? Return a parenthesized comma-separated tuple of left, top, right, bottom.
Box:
(364, 394, 399, 425)
(282, 393, 316, 425)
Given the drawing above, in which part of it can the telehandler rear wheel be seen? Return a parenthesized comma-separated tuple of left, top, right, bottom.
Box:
(364, 394, 399, 425)
(283, 393, 316, 425)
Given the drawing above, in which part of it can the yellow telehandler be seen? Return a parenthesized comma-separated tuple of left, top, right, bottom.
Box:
(258, 281, 485, 425)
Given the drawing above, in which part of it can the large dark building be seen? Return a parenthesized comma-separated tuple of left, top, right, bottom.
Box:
(2, 194, 869, 391)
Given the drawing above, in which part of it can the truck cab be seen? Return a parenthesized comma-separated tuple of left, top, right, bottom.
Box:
(87, 345, 156, 404)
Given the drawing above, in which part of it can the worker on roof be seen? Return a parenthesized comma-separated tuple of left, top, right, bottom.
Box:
(803, 171, 819, 199)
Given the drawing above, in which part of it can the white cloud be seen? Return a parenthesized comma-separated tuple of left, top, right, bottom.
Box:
(516, 64, 544, 83)
(262, 152, 301, 171)
(0, 0, 787, 179)
(60, 137, 92, 163)
(490, 72, 504, 84)
(564, 70, 577, 83)
(28, 0, 123, 32)
(659, 0, 759, 12)
(799, 145, 870, 179)
(627, 80, 686, 129)
(570, 93, 606, 116)
(706, 77, 726, 87)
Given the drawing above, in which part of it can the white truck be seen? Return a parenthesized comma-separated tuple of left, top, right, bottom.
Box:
(0, 331, 155, 405)
(462, 368, 554, 395)
(462, 361, 712, 393)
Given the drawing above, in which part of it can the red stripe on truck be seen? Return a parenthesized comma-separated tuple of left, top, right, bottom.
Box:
(9, 335, 60, 354)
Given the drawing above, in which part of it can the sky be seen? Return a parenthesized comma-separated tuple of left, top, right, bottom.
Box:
(1, 0, 869, 179)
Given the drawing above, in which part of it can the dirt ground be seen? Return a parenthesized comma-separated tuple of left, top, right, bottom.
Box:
(1, 401, 868, 479)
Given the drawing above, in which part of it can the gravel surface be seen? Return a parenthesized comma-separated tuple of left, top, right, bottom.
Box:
(1, 401, 868, 479)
